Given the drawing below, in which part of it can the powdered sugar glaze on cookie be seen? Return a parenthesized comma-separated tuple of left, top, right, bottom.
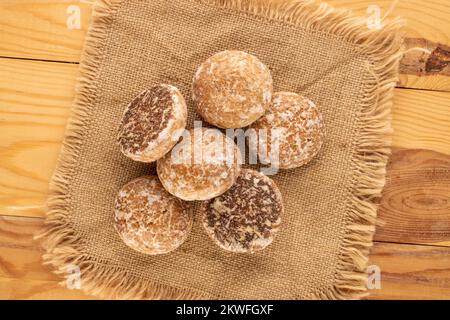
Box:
(192, 51, 273, 129)
(114, 176, 193, 255)
(250, 92, 325, 169)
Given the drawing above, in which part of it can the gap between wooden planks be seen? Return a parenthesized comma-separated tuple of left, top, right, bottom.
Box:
(0, 0, 450, 91)
(0, 215, 449, 300)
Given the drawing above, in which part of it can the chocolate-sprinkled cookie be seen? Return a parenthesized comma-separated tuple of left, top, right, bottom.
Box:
(192, 51, 273, 129)
(249, 92, 325, 169)
(201, 169, 283, 253)
(114, 176, 193, 255)
(117, 84, 187, 163)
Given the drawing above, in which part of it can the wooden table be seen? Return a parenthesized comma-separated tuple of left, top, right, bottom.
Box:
(0, 0, 449, 300)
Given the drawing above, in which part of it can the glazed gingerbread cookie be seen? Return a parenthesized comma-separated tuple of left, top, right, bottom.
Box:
(157, 128, 241, 201)
(201, 169, 283, 253)
(117, 84, 187, 163)
(114, 176, 193, 255)
(249, 92, 324, 169)
(192, 50, 273, 128)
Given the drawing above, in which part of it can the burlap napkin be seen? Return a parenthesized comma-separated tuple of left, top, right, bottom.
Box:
(39, 0, 403, 299)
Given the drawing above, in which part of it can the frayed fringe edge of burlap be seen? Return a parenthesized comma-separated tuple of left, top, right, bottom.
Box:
(35, 0, 404, 300)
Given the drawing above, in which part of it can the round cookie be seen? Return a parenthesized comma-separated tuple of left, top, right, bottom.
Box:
(201, 169, 283, 253)
(157, 128, 241, 201)
(249, 92, 325, 169)
(114, 176, 193, 255)
(117, 84, 187, 163)
(192, 50, 273, 129)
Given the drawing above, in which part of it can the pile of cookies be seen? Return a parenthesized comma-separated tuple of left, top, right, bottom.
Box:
(114, 50, 325, 255)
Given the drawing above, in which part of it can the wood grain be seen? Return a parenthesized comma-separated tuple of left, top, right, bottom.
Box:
(369, 242, 450, 300)
(0, 216, 93, 299)
(398, 38, 450, 91)
(327, 0, 450, 91)
(0, 278, 94, 300)
(1, 215, 449, 299)
(327, 0, 450, 45)
(0, 0, 92, 62)
(401, 39, 450, 76)
(392, 88, 450, 156)
(376, 149, 450, 246)
(1, 58, 449, 219)
(1, 1, 450, 90)
(0, 58, 75, 218)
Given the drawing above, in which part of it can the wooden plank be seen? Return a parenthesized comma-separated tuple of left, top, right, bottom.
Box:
(0, 278, 94, 299)
(1, 58, 449, 219)
(1, 1, 450, 90)
(0, 0, 92, 62)
(399, 38, 450, 91)
(1, 215, 449, 299)
(0, 216, 93, 299)
(327, 0, 450, 45)
(368, 242, 450, 300)
(376, 149, 450, 247)
(0, 58, 75, 218)
(392, 89, 450, 156)
(327, 0, 450, 91)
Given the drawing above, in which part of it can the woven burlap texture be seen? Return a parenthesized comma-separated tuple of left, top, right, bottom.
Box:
(38, 0, 403, 299)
